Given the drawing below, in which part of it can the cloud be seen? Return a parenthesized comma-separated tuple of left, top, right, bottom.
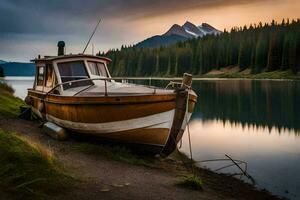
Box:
(0, 0, 297, 61)
(0, 0, 277, 35)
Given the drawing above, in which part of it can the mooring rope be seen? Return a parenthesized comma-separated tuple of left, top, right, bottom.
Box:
(185, 90, 195, 175)
(181, 88, 256, 184)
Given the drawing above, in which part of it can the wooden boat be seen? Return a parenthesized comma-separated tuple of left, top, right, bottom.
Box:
(25, 43, 197, 157)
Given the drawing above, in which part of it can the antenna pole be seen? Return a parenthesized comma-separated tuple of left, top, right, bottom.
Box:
(83, 18, 101, 54)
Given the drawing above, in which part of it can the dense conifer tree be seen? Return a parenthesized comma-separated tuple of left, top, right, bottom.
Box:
(101, 19, 300, 76)
(0, 67, 3, 77)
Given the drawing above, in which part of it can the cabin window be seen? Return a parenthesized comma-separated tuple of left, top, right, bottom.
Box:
(45, 64, 54, 87)
(57, 61, 91, 89)
(87, 62, 108, 77)
(37, 66, 44, 86)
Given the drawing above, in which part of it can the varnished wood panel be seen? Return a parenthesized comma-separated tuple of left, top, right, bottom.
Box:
(28, 90, 196, 123)
(45, 101, 175, 123)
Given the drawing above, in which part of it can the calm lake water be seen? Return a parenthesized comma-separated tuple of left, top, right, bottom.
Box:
(2, 77, 300, 200)
(1, 77, 34, 99)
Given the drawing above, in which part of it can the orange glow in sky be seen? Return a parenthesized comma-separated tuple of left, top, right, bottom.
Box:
(1, 0, 299, 61)
(128, 0, 300, 41)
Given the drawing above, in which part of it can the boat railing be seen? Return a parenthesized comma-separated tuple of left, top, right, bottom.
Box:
(44, 77, 165, 98)
(165, 81, 186, 89)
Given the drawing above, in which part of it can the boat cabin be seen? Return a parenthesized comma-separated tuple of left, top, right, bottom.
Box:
(31, 54, 112, 95)
(29, 41, 175, 97)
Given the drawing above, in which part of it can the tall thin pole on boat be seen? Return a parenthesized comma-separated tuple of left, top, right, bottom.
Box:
(92, 43, 94, 55)
(83, 18, 101, 54)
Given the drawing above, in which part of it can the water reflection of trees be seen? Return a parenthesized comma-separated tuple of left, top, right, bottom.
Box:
(193, 80, 300, 134)
(129, 79, 300, 134)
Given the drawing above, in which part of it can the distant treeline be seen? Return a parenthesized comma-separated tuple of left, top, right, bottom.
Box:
(102, 19, 300, 77)
(0, 62, 35, 77)
(0, 67, 3, 77)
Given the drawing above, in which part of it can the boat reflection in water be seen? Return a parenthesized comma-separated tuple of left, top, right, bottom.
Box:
(177, 80, 300, 200)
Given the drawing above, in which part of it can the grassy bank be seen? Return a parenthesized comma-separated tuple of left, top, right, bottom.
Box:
(201, 69, 300, 80)
(0, 82, 282, 199)
(176, 176, 203, 190)
(0, 82, 24, 117)
(0, 129, 72, 200)
(0, 83, 73, 199)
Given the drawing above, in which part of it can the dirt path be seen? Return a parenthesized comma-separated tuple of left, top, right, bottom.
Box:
(0, 115, 280, 200)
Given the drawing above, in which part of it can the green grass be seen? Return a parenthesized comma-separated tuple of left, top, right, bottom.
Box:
(200, 69, 300, 80)
(0, 129, 72, 200)
(0, 82, 15, 93)
(76, 143, 156, 167)
(0, 82, 25, 117)
(176, 176, 203, 191)
(249, 70, 300, 80)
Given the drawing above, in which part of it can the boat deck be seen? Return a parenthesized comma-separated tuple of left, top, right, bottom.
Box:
(63, 81, 174, 97)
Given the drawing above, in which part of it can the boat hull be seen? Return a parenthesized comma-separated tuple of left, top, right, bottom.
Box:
(28, 90, 197, 156)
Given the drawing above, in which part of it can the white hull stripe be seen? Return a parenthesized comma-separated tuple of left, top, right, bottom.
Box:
(46, 109, 175, 133)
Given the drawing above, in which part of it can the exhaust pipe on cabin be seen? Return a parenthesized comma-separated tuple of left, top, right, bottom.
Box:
(57, 41, 65, 56)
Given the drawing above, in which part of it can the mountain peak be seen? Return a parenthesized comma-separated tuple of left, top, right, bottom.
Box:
(136, 21, 221, 48)
(182, 21, 204, 37)
(169, 24, 182, 30)
(199, 23, 222, 34)
(164, 24, 194, 38)
(183, 21, 194, 26)
(201, 23, 215, 29)
(0, 60, 7, 64)
(165, 21, 221, 39)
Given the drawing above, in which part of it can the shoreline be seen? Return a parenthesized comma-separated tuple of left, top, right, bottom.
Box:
(1, 76, 300, 82)
(170, 150, 282, 198)
(0, 76, 35, 80)
(0, 114, 282, 200)
(0, 82, 284, 200)
(1, 69, 300, 81)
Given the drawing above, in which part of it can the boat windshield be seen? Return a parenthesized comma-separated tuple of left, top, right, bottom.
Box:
(87, 61, 108, 77)
(57, 61, 92, 89)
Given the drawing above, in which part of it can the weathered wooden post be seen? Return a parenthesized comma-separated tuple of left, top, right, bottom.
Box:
(182, 73, 192, 89)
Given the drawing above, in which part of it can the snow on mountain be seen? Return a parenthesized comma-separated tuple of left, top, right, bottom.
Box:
(135, 21, 221, 48)
(184, 29, 199, 37)
(164, 21, 221, 38)
(164, 24, 194, 38)
(182, 21, 204, 37)
(198, 23, 222, 35)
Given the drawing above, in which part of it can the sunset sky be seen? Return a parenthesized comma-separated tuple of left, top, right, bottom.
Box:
(0, 0, 299, 62)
